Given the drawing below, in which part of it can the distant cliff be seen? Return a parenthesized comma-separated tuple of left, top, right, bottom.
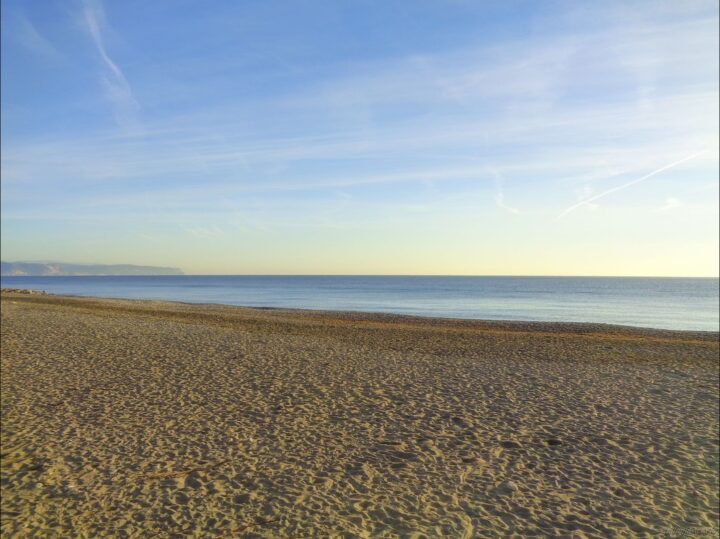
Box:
(1, 262, 184, 276)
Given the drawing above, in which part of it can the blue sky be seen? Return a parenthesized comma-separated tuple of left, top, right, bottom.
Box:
(2, 0, 718, 275)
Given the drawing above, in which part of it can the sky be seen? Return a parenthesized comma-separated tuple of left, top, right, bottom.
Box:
(1, 0, 718, 276)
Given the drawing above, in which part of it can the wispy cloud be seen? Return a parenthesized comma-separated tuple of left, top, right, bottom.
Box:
(556, 151, 708, 219)
(15, 14, 62, 61)
(658, 197, 684, 212)
(182, 225, 224, 238)
(82, 0, 139, 127)
(492, 173, 519, 214)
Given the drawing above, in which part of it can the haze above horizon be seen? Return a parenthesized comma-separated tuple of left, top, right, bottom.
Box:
(2, 0, 718, 276)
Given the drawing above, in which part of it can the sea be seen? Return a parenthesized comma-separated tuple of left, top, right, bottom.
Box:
(1, 276, 718, 332)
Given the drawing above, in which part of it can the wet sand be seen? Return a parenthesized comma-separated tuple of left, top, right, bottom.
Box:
(1, 291, 718, 537)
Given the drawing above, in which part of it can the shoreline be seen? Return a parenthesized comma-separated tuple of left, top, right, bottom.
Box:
(2, 289, 718, 340)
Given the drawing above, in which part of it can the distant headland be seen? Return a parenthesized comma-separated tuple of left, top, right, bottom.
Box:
(1, 262, 184, 276)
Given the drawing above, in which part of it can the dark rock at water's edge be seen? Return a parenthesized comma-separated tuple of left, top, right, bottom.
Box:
(1, 261, 184, 276)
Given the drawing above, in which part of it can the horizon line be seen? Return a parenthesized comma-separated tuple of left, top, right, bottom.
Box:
(3, 273, 718, 279)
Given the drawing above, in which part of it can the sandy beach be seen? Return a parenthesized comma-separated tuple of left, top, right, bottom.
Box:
(1, 291, 718, 537)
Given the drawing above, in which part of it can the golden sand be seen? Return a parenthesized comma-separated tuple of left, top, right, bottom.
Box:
(1, 292, 718, 537)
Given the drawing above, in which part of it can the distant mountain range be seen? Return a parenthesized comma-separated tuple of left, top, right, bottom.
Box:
(1, 262, 184, 276)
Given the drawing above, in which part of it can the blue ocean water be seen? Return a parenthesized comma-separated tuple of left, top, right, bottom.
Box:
(1, 276, 718, 331)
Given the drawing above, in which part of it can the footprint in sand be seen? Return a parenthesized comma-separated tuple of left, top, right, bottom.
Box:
(545, 439, 562, 447)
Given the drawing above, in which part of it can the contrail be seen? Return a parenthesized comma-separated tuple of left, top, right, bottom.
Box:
(83, 0, 139, 118)
(556, 150, 708, 220)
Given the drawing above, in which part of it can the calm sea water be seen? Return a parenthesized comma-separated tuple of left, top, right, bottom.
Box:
(2, 276, 718, 331)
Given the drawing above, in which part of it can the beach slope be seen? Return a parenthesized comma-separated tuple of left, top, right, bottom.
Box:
(1, 293, 718, 537)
